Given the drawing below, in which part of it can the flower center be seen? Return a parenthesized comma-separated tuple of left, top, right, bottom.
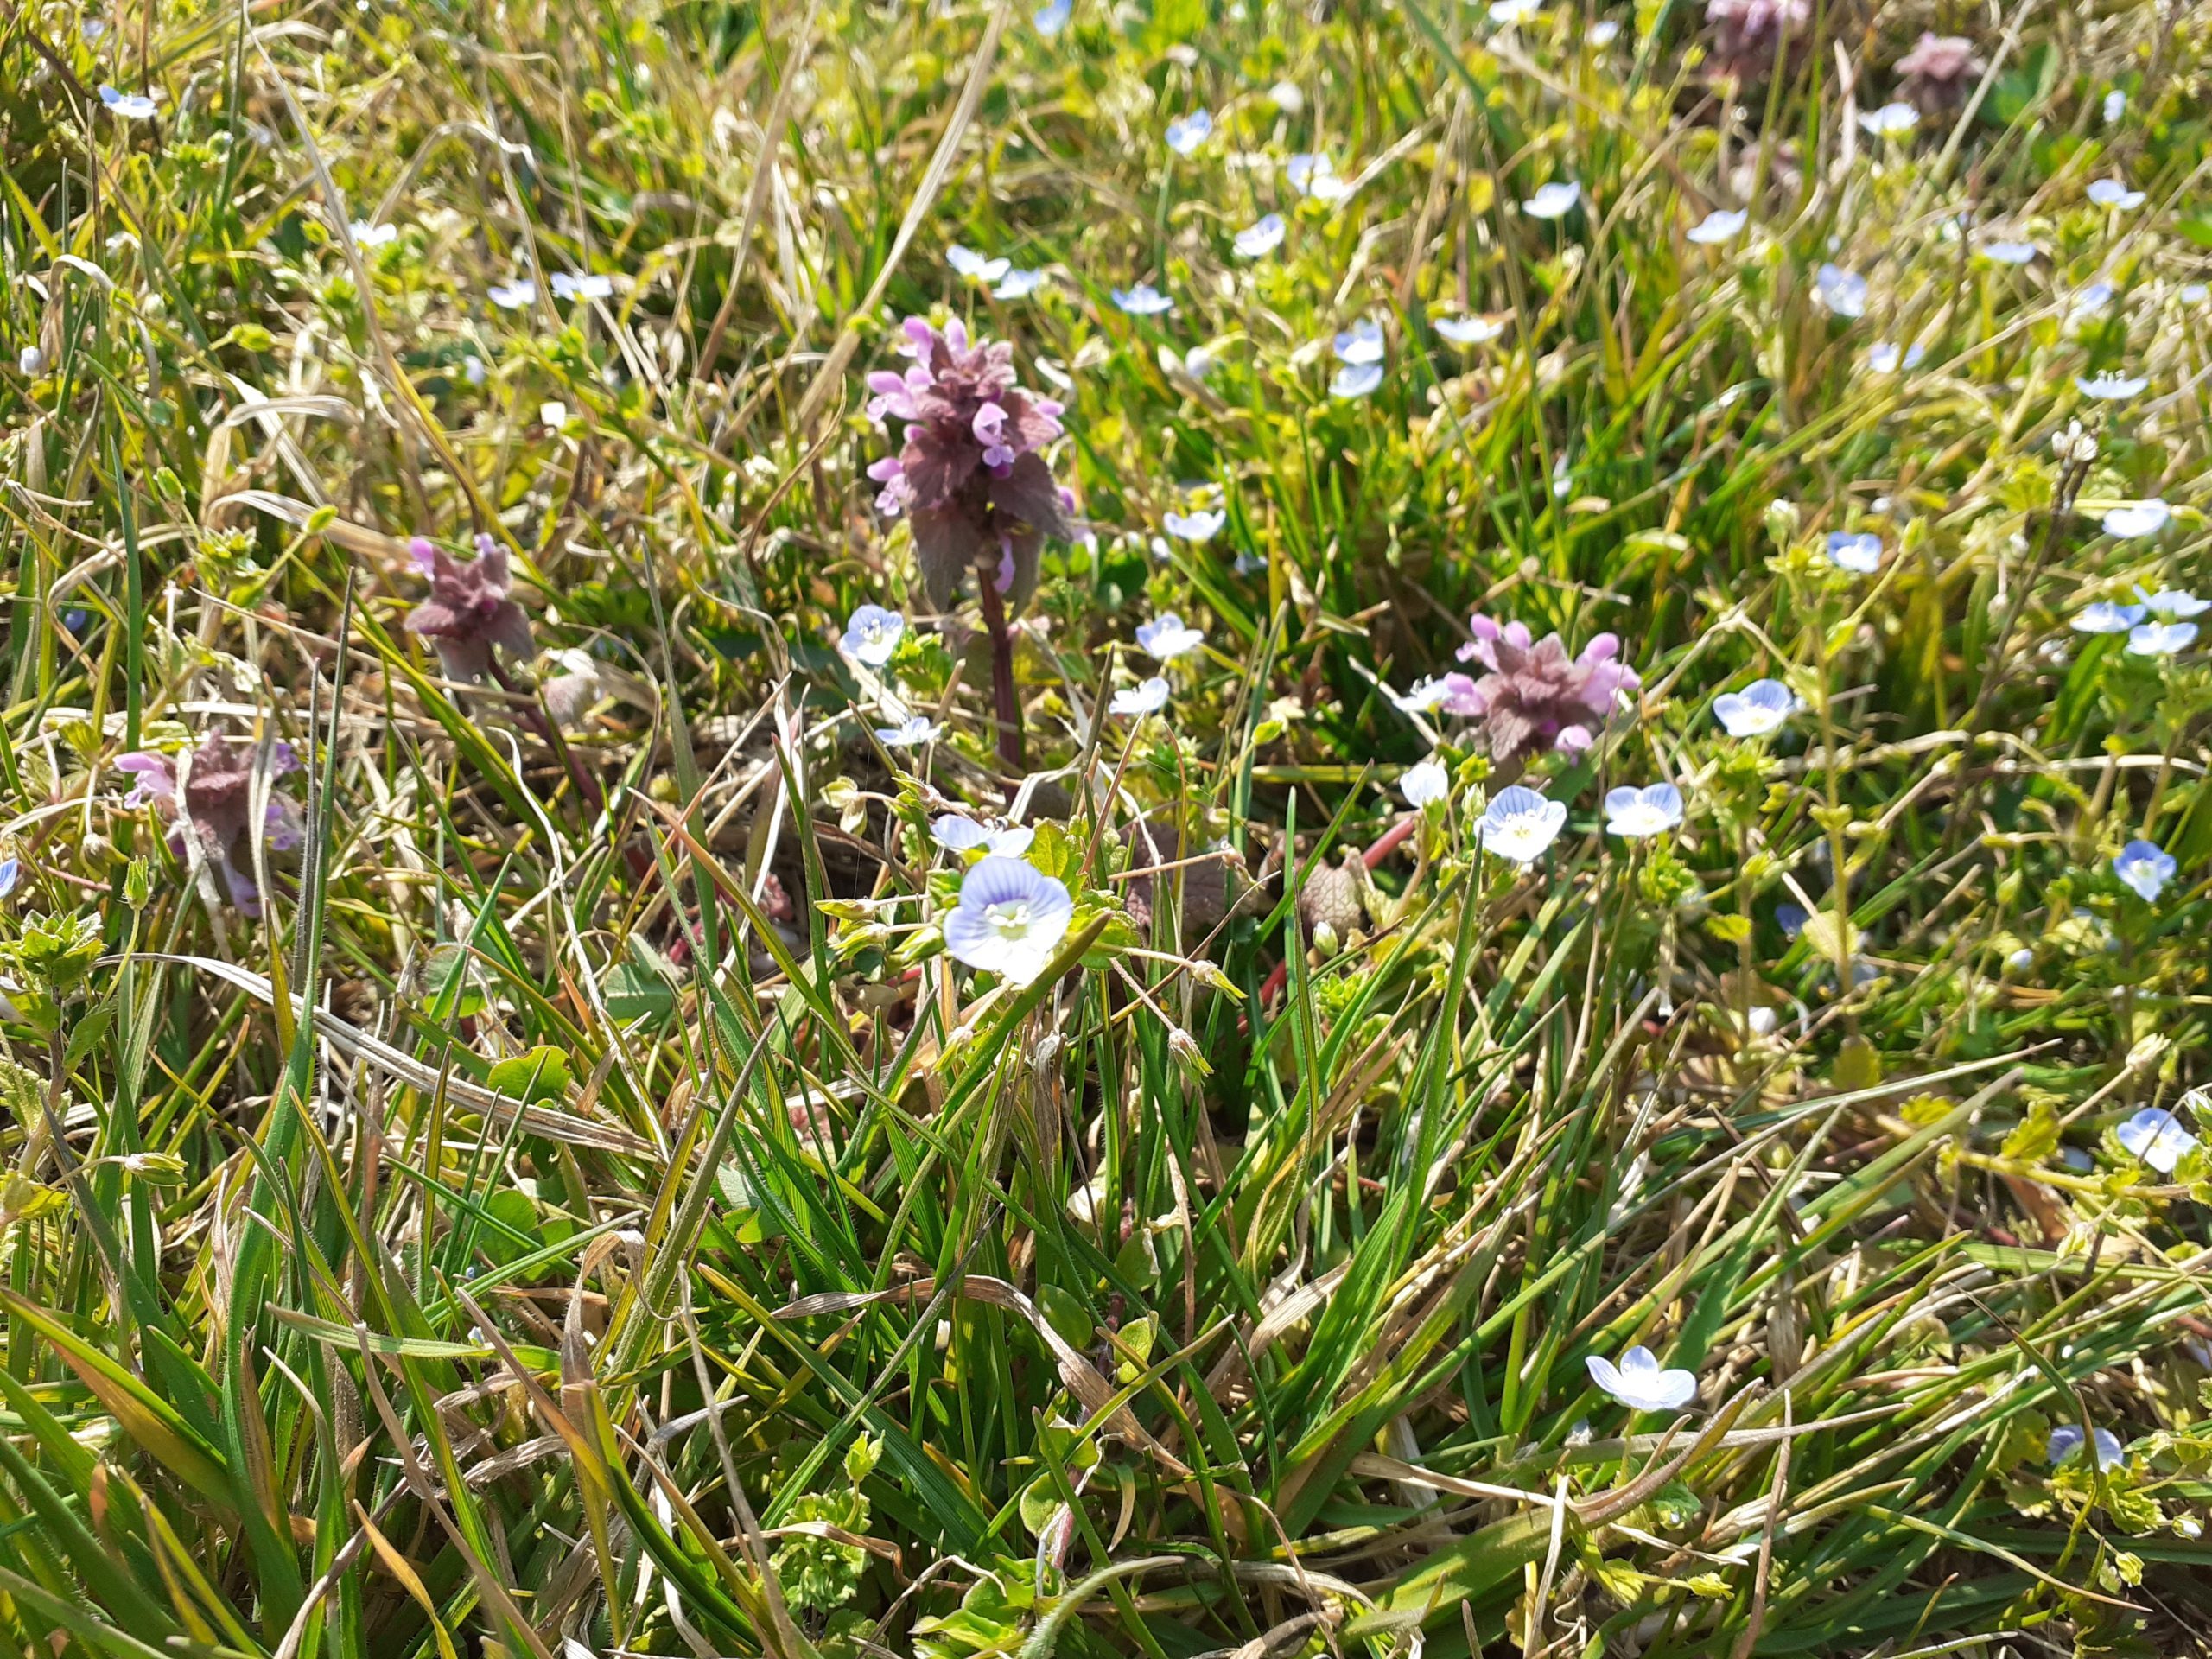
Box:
(986, 900, 1034, 937)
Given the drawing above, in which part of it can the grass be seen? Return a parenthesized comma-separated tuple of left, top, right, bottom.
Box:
(3, 0, 2212, 1654)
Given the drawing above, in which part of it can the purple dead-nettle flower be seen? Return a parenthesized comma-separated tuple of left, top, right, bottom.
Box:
(1979, 239, 2039, 266)
(2073, 600, 2145, 634)
(1333, 320, 1385, 365)
(1703, 0, 1811, 83)
(1165, 110, 1213, 156)
(1814, 264, 1868, 318)
(1235, 214, 1287, 258)
(2101, 499, 2171, 538)
(404, 533, 534, 681)
(1440, 615, 1641, 762)
(864, 317, 1072, 610)
(116, 735, 302, 916)
(2087, 178, 2145, 212)
(1135, 613, 1205, 661)
(1688, 207, 1747, 245)
(841, 603, 906, 666)
(1894, 33, 1984, 114)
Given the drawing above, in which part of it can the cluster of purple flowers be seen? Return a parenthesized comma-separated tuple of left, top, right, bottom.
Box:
(1440, 615, 1643, 764)
(866, 317, 1074, 610)
(116, 736, 302, 916)
(404, 533, 533, 681)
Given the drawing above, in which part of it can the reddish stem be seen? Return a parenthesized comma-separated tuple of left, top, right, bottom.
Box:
(976, 573, 1024, 777)
(1254, 810, 1421, 1013)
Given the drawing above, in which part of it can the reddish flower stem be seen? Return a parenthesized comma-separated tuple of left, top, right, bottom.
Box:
(976, 575, 1025, 776)
(1255, 810, 1421, 1012)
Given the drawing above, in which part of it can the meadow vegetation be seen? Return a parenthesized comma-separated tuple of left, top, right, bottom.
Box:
(3, 0, 2212, 1653)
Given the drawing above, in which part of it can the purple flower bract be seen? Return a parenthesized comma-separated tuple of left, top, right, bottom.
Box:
(404, 533, 534, 682)
(117, 734, 302, 916)
(1440, 614, 1641, 763)
(866, 317, 1073, 610)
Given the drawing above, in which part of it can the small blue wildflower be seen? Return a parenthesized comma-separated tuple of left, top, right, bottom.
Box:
(2113, 839, 2176, 900)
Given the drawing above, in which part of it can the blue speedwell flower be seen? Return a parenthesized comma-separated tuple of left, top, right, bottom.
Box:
(1110, 677, 1171, 717)
(2139, 587, 2209, 619)
(1331, 363, 1383, 399)
(932, 816, 1034, 857)
(1825, 531, 1883, 572)
(1033, 0, 1070, 34)
(1866, 341, 1926, 374)
(1604, 784, 1685, 838)
(1435, 315, 1506, 346)
(943, 856, 1074, 982)
(1522, 181, 1581, 219)
(549, 271, 612, 301)
(1163, 508, 1225, 542)
(948, 245, 1011, 285)
(2101, 499, 2171, 538)
(1234, 214, 1287, 257)
(2073, 601, 2145, 633)
(1165, 110, 1213, 156)
(2047, 1425, 2125, 1471)
(1980, 239, 2039, 265)
(2116, 1106, 2197, 1173)
(994, 268, 1049, 300)
(2087, 178, 2145, 211)
(2077, 372, 2148, 400)
(1586, 1346, 1698, 1412)
(486, 278, 537, 309)
(1135, 613, 1205, 661)
(1287, 153, 1349, 201)
(1332, 320, 1385, 365)
(1856, 101, 1918, 137)
(2127, 620, 2196, 657)
(1713, 678, 1799, 737)
(1478, 785, 1567, 865)
(875, 714, 941, 747)
(99, 84, 159, 119)
(1400, 760, 1449, 807)
(841, 604, 906, 666)
(1112, 283, 1175, 316)
(2113, 839, 2176, 900)
(1815, 264, 1869, 318)
(1688, 208, 1746, 245)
